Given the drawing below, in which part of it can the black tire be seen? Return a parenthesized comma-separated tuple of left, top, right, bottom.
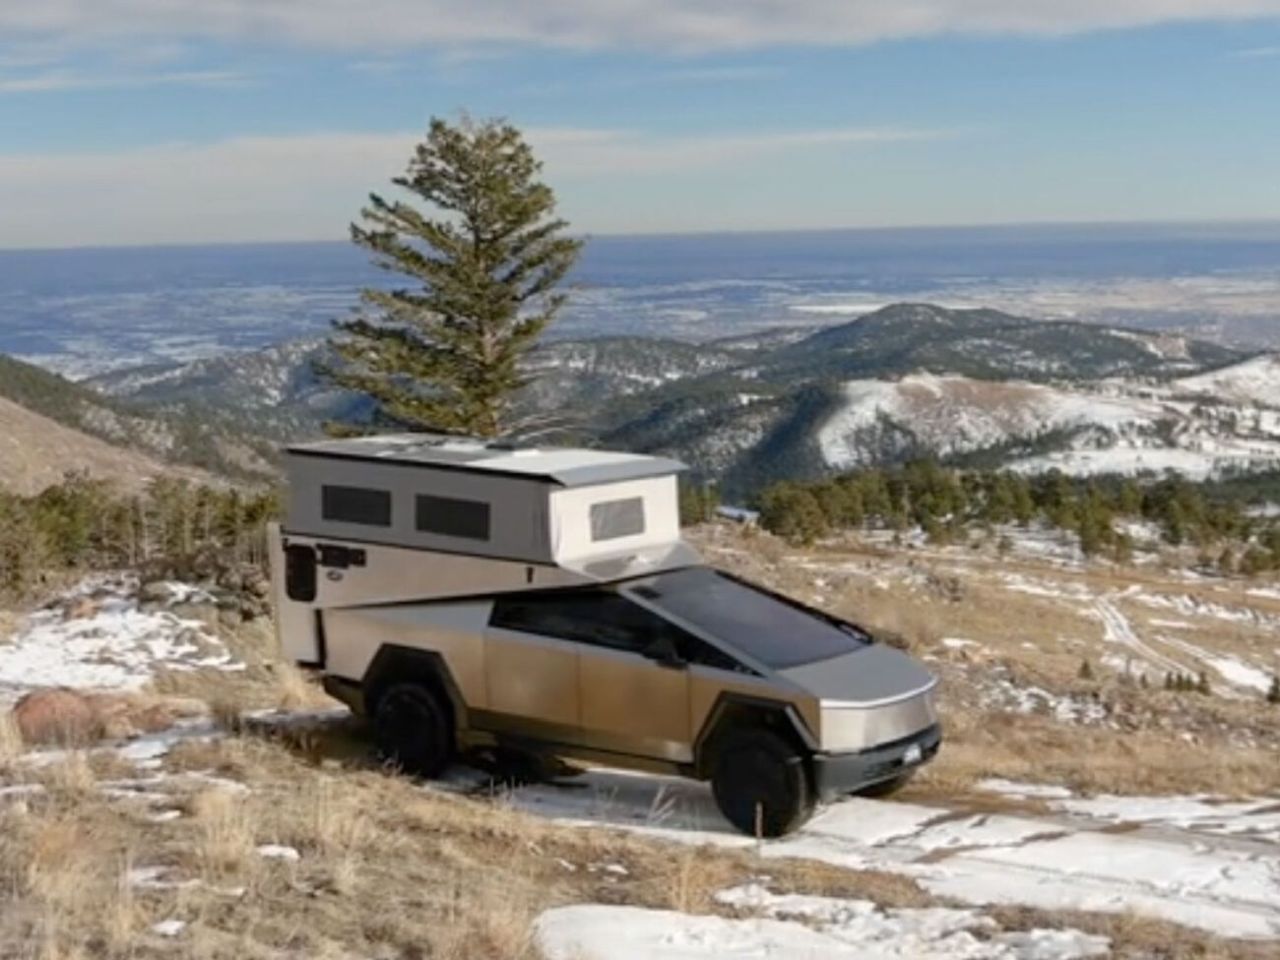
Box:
(856, 771, 914, 799)
(710, 728, 815, 838)
(373, 682, 453, 777)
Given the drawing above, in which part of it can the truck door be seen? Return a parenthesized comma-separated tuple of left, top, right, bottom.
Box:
(484, 598, 582, 745)
(487, 589, 693, 763)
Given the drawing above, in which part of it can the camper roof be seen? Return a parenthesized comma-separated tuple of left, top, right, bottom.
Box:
(287, 434, 686, 488)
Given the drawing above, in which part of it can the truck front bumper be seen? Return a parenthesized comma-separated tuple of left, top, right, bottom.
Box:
(811, 723, 942, 801)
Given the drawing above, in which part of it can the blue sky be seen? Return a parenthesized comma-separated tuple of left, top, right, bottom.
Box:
(2, 2, 1280, 247)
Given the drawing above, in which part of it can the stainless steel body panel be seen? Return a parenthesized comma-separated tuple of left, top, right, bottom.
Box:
(688, 667, 809, 739)
(577, 645, 692, 763)
(484, 627, 581, 730)
(780, 645, 936, 705)
(323, 602, 492, 710)
(817, 687, 940, 752)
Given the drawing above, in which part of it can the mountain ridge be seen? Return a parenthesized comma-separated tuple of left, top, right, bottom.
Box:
(74, 302, 1276, 496)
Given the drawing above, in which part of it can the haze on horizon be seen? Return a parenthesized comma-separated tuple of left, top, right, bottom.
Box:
(2, 1, 1280, 249)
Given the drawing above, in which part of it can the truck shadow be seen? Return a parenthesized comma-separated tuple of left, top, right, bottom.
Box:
(240, 706, 742, 837)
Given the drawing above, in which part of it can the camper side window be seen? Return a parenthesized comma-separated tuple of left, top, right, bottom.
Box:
(589, 497, 645, 541)
(321, 485, 392, 526)
(416, 494, 490, 541)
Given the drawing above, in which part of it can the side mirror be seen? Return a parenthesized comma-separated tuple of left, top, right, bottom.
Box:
(643, 636, 686, 669)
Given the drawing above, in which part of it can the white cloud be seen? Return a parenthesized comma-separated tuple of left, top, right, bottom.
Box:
(0, 68, 247, 94)
(1231, 44, 1280, 57)
(0, 125, 949, 247)
(4, 1, 1280, 51)
(658, 65, 782, 83)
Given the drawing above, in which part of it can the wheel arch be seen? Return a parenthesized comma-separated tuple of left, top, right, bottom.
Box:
(360, 644, 468, 737)
(693, 693, 818, 779)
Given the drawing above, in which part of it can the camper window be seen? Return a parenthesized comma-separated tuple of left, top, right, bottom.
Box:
(415, 494, 490, 541)
(589, 496, 646, 541)
(321, 485, 392, 527)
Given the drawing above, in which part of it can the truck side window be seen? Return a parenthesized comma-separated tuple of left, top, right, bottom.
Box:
(491, 591, 669, 654)
(490, 590, 752, 673)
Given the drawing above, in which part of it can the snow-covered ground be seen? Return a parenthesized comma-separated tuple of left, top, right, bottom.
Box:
(0, 574, 242, 708)
(485, 769, 1280, 940)
(538, 884, 1111, 959)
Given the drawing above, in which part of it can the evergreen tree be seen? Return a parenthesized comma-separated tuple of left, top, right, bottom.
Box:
(326, 116, 582, 437)
(758, 483, 830, 546)
(1267, 675, 1280, 705)
(678, 481, 720, 526)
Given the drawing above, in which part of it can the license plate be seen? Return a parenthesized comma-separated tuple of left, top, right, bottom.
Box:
(903, 743, 923, 765)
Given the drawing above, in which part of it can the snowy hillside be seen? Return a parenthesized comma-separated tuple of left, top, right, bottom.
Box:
(816, 371, 1280, 479)
(1173, 353, 1280, 407)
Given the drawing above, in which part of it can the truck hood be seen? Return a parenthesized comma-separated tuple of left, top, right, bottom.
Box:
(779, 643, 936, 706)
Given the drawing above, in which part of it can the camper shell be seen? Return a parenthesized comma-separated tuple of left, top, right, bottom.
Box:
(270, 434, 940, 837)
(274, 434, 699, 665)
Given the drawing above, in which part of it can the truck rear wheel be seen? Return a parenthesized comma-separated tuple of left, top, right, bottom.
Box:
(373, 683, 453, 778)
(710, 729, 814, 837)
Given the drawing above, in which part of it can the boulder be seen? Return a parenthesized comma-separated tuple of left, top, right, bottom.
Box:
(11, 688, 102, 745)
(10, 688, 208, 746)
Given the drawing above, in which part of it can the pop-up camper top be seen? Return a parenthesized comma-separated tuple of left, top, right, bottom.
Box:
(270, 433, 698, 665)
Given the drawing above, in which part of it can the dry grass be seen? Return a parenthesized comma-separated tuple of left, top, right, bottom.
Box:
(0, 711, 23, 768)
(191, 788, 257, 881)
(0, 723, 1274, 959)
(912, 710, 1280, 800)
(34, 753, 98, 802)
(270, 661, 328, 711)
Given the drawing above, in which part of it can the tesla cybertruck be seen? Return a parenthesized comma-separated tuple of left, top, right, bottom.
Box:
(270, 434, 940, 835)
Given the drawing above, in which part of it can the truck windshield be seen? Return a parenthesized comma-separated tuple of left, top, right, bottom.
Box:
(625, 567, 871, 669)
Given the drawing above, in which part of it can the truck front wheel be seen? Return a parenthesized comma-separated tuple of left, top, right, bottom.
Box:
(373, 683, 453, 778)
(710, 728, 814, 837)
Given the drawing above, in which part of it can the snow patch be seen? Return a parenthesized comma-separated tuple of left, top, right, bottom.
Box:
(0, 574, 242, 707)
(151, 920, 187, 938)
(537, 885, 1110, 959)
(256, 844, 300, 862)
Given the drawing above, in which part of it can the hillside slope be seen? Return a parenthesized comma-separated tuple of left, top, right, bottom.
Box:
(758, 303, 1242, 383)
(0, 395, 209, 495)
(1, 353, 274, 480)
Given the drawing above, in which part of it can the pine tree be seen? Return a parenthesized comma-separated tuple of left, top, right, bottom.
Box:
(1078, 658, 1094, 681)
(1267, 676, 1280, 705)
(1196, 671, 1211, 696)
(325, 116, 583, 437)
